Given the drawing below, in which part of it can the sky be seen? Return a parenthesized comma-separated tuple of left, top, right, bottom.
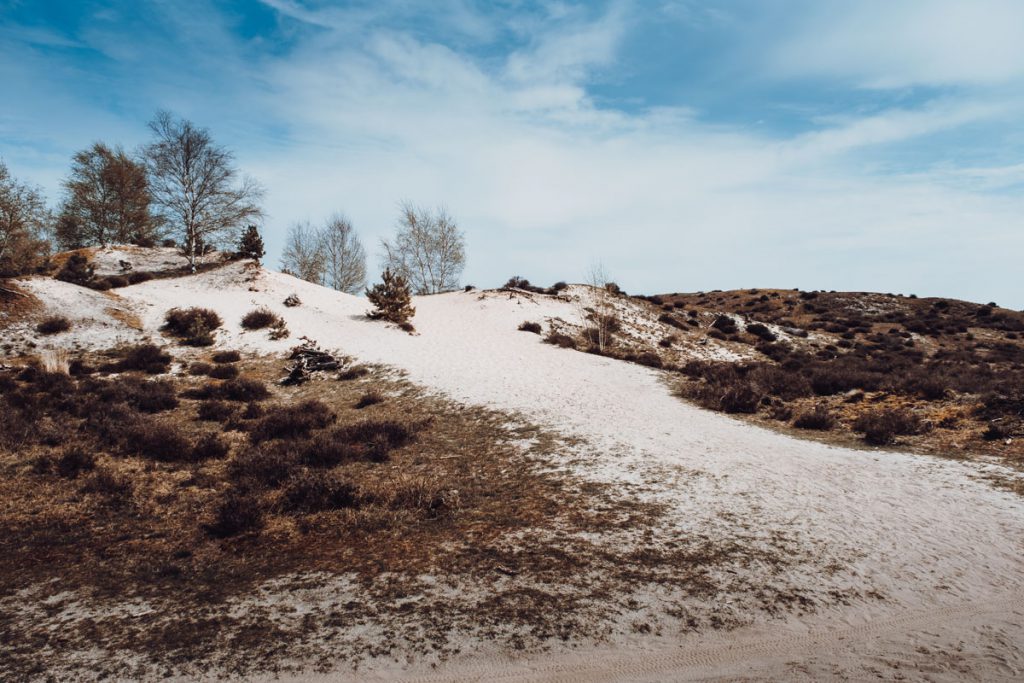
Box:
(1, 0, 1023, 306)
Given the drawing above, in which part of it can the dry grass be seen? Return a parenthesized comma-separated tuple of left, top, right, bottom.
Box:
(0, 353, 816, 679)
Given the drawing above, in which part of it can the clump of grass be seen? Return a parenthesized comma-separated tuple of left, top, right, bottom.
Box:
(36, 315, 71, 335)
(163, 307, 222, 346)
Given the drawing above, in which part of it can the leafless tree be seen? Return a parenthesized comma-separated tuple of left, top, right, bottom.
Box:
(56, 142, 161, 249)
(143, 111, 263, 271)
(280, 221, 326, 284)
(381, 202, 465, 295)
(583, 261, 618, 353)
(319, 214, 367, 294)
(0, 160, 50, 277)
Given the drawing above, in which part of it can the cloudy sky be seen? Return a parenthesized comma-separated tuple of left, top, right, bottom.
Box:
(2, 0, 1023, 305)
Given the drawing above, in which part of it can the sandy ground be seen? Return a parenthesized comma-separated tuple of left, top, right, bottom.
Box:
(15, 260, 1024, 681)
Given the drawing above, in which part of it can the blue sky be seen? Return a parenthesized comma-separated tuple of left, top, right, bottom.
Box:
(2, 0, 1023, 306)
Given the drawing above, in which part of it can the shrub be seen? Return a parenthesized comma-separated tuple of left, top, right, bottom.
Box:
(36, 315, 71, 335)
(52, 446, 96, 478)
(338, 365, 370, 381)
(720, 384, 762, 413)
(283, 294, 301, 307)
(792, 405, 835, 430)
(299, 432, 363, 467)
(982, 424, 1007, 441)
(55, 253, 95, 286)
(80, 467, 133, 505)
(123, 420, 192, 461)
(331, 419, 421, 462)
(240, 307, 282, 330)
(188, 362, 213, 376)
(105, 275, 129, 288)
(192, 433, 230, 461)
(197, 399, 235, 422)
(746, 322, 776, 342)
(209, 364, 239, 380)
(366, 268, 415, 325)
(220, 377, 270, 402)
(658, 313, 688, 330)
(355, 390, 384, 409)
(712, 315, 738, 334)
(110, 344, 172, 374)
(127, 271, 154, 285)
(543, 331, 577, 349)
(229, 445, 296, 488)
(249, 399, 336, 442)
(518, 321, 542, 334)
(504, 276, 531, 290)
(853, 408, 924, 446)
(659, 335, 677, 348)
(163, 307, 222, 346)
(283, 471, 358, 513)
(212, 350, 241, 364)
(206, 491, 264, 538)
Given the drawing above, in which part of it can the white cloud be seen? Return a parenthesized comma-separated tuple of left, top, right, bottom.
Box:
(770, 0, 1024, 88)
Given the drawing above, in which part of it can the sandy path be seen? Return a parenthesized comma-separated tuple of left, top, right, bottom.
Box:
(123, 269, 1024, 680)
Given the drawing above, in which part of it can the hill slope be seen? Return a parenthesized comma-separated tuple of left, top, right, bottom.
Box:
(2, 254, 1024, 681)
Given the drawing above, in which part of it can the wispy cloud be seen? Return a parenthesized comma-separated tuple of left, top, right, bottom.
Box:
(1, 0, 1023, 306)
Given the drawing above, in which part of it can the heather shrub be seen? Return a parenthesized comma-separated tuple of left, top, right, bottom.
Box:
(197, 399, 235, 422)
(854, 408, 924, 446)
(745, 322, 776, 342)
(220, 377, 270, 402)
(206, 491, 264, 538)
(518, 321, 542, 334)
(792, 405, 835, 430)
(163, 307, 222, 346)
(355, 390, 385, 409)
(212, 350, 241, 364)
(192, 433, 230, 461)
(122, 420, 192, 461)
(331, 419, 421, 462)
(282, 471, 358, 513)
(240, 307, 282, 330)
(249, 399, 336, 442)
(338, 365, 370, 381)
(127, 271, 154, 285)
(80, 467, 133, 505)
(543, 331, 577, 349)
(189, 361, 213, 376)
(108, 343, 172, 374)
(37, 315, 71, 335)
(229, 444, 297, 488)
(208, 364, 239, 380)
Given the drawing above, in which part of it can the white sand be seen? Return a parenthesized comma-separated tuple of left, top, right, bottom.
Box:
(15, 260, 1024, 680)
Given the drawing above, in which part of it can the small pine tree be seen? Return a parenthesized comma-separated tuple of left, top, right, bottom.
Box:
(366, 268, 415, 325)
(55, 253, 95, 286)
(237, 225, 265, 263)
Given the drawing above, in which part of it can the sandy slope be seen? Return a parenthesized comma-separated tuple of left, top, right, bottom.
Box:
(45, 263, 1024, 680)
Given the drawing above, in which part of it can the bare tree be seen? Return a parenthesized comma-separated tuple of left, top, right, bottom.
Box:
(280, 221, 325, 283)
(143, 111, 263, 271)
(381, 202, 465, 295)
(582, 261, 618, 353)
(57, 142, 160, 249)
(0, 160, 50, 277)
(319, 214, 367, 294)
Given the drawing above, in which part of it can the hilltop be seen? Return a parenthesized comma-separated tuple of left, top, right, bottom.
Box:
(1, 248, 1023, 681)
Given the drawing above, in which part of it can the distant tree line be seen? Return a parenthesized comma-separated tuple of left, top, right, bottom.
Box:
(1, 110, 467, 294)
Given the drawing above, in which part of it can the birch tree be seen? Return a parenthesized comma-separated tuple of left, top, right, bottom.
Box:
(381, 202, 465, 295)
(280, 220, 326, 283)
(320, 214, 366, 294)
(143, 111, 263, 271)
